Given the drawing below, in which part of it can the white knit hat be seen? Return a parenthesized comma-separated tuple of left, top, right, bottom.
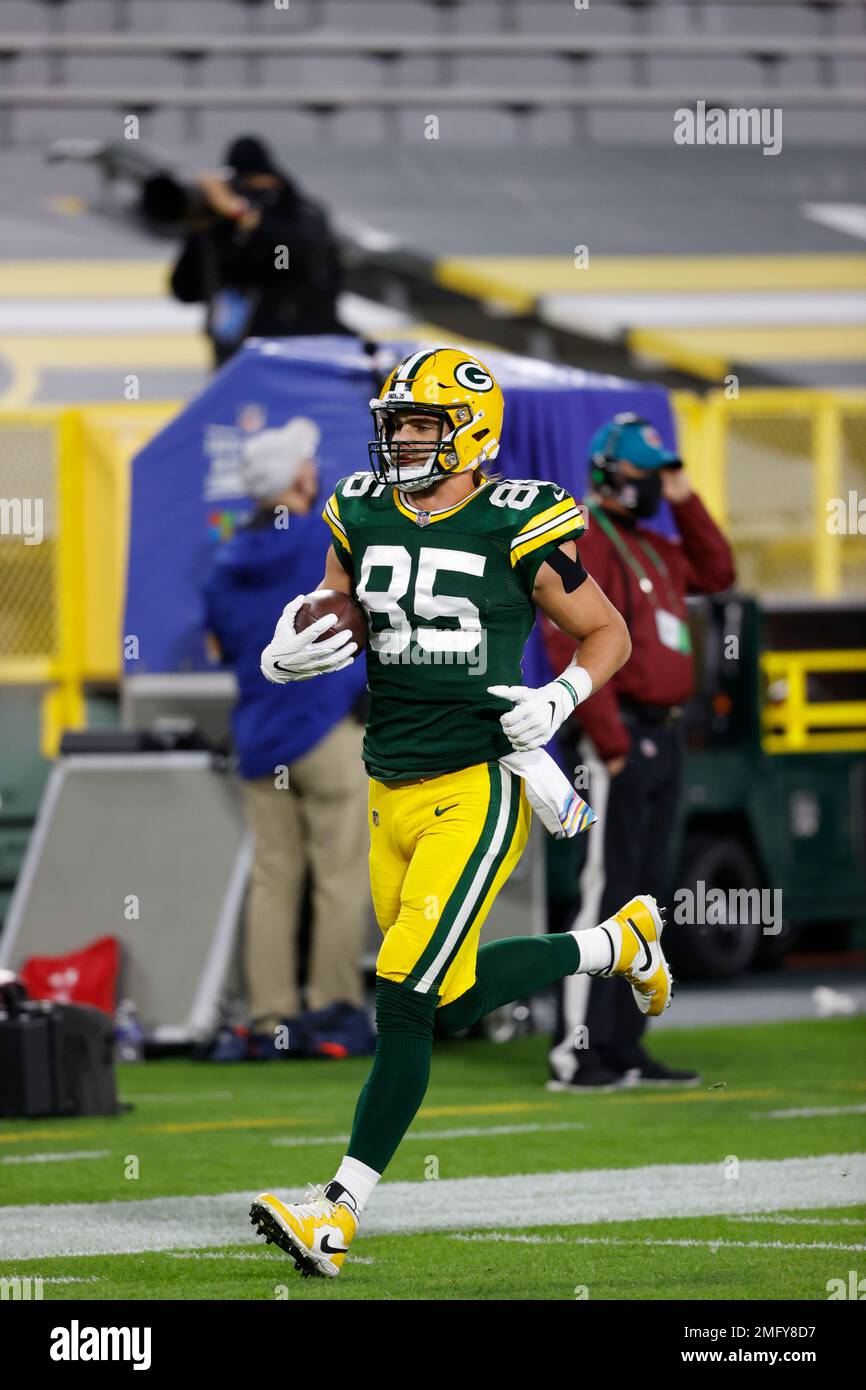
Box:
(240, 416, 321, 499)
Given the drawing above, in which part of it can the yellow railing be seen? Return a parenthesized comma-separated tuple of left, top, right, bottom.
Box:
(671, 388, 866, 601)
(761, 650, 866, 753)
(0, 409, 84, 754)
(0, 404, 177, 755)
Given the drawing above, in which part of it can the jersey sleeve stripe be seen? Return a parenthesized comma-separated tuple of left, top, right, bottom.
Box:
(510, 505, 584, 553)
(514, 497, 576, 536)
(510, 511, 585, 566)
(322, 496, 352, 552)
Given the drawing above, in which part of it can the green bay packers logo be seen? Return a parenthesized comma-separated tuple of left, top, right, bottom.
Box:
(454, 360, 494, 392)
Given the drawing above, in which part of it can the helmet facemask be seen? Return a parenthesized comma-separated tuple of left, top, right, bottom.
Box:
(368, 402, 468, 493)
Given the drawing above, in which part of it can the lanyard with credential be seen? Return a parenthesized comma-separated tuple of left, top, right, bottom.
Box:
(586, 500, 682, 614)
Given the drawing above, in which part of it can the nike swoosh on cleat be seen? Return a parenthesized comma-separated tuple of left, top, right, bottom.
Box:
(319, 1234, 348, 1255)
(627, 917, 653, 972)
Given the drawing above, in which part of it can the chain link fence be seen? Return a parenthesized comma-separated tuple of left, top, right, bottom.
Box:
(671, 390, 866, 600)
(0, 416, 59, 676)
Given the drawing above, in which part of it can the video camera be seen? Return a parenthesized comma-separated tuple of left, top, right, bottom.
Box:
(47, 138, 220, 234)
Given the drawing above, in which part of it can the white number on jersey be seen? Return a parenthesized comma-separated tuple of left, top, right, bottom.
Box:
(355, 544, 485, 655)
(341, 472, 388, 498)
(488, 481, 540, 510)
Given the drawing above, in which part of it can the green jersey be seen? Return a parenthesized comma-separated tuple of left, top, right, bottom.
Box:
(322, 473, 586, 781)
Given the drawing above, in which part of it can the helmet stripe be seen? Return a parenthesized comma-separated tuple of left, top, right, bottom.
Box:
(393, 348, 436, 383)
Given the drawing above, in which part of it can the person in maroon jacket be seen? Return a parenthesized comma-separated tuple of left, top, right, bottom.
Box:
(542, 413, 736, 1090)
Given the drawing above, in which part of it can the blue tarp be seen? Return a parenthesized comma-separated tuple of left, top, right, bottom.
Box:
(124, 335, 676, 680)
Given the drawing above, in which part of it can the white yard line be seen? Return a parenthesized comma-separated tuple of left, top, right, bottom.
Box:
(168, 1252, 279, 1261)
(127, 1092, 235, 1104)
(1, 1153, 864, 1262)
(756, 1104, 866, 1120)
(167, 1251, 376, 1264)
(40, 1275, 106, 1284)
(0, 1151, 111, 1165)
(728, 1214, 866, 1226)
(270, 1121, 586, 1148)
(451, 1233, 866, 1253)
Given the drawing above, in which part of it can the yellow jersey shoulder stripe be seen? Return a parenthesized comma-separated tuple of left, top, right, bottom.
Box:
(510, 503, 585, 551)
(513, 496, 577, 537)
(511, 509, 585, 566)
(322, 494, 351, 552)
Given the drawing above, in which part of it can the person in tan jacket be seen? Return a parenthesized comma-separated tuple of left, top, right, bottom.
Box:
(203, 420, 371, 1057)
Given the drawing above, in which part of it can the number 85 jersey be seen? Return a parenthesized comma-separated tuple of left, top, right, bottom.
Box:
(322, 472, 587, 782)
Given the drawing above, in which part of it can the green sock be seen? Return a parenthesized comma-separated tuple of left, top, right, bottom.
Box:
(346, 936, 581, 1173)
(347, 977, 438, 1175)
(436, 932, 580, 1037)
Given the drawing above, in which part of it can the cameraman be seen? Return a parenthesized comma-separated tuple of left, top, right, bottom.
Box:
(170, 135, 348, 366)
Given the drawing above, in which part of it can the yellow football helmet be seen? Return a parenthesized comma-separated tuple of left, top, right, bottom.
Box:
(368, 346, 504, 492)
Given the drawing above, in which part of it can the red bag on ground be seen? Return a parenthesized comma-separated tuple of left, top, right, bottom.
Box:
(20, 936, 120, 1016)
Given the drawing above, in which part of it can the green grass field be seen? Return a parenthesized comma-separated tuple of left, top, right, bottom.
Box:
(2, 1017, 865, 1301)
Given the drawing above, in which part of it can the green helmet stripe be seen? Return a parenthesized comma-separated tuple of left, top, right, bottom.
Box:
(395, 348, 436, 383)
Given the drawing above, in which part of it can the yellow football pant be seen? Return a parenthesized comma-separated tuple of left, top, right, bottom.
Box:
(368, 761, 531, 1007)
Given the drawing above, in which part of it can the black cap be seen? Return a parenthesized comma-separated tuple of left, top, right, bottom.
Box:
(224, 135, 276, 177)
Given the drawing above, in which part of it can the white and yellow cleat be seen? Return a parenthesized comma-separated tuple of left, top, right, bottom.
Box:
(249, 1186, 358, 1278)
(598, 895, 673, 1017)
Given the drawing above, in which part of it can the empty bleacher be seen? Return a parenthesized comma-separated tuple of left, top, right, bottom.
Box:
(1, 0, 863, 399)
(0, 0, 864, 148)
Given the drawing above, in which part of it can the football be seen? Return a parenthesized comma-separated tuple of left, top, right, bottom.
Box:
(295, 589, 368, 655)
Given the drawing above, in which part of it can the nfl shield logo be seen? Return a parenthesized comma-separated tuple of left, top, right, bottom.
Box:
(372, 809, 380, 826)
(416, 511, 431, 527)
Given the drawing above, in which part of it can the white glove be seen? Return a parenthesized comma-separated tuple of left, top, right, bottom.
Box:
(488, 668, 592, 752)
(261, 594, 358, 684)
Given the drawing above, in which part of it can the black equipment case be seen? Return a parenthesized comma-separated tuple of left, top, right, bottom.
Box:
(0, 997, 122, 1118)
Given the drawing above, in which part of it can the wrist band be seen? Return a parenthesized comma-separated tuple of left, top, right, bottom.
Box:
(556, 665, 593, 708)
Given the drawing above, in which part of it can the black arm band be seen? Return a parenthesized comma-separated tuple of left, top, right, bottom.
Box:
(542, 546, 588, 593)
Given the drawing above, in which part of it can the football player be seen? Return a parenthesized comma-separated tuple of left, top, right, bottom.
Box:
(250, 347, 673, 1276)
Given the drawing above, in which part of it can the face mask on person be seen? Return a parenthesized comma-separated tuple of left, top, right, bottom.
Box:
(615, 469, 662, 519)
(250, 187, 282, 209)
(232, 179, 283, 209)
